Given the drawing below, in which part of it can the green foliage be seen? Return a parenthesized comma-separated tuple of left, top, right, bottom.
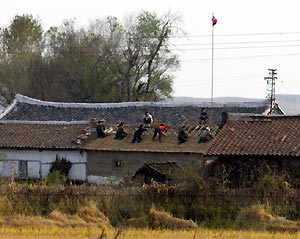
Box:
(44, 171, 68, 186)
(1, 14, 44, 55)
(0, 11, 182, 103)
(254, 173, 289, 198)
(173, 162, 208, 194)
(0, 14, 44, 101)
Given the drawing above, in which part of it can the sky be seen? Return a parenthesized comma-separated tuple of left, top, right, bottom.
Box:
(1, 0, 300, 100)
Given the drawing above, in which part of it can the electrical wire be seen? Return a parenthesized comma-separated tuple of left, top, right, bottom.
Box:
(172, 31, 300, 38)
(180, 52, 300, 63)
(172, 44, 300, 51)
(172, 39, 300, 46)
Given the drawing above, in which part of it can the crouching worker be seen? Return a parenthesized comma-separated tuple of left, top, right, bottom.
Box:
(198, 126, 212, 143)
(177, 126, 188, 144)
(132, 124, 147, 143)
(96, 119, 108, 138)
(114, 122, 127, 140)
(152, 124, 167, 143)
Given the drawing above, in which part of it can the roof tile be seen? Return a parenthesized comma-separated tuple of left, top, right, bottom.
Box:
(207, 116, 300, 157)
(0, 123, 90, 149)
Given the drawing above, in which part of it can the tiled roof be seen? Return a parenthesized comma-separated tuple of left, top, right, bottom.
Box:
(0, 94, 271, 126)
(133, 162, 180, 177)
(0, 121, 91, 150)
(0, 122, 213, 153)
(207, 115, 300, 157)
(146, 162, 180, 175)
(83, 124, 215, 153)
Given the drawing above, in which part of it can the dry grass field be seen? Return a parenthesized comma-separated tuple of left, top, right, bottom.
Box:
(0, 200, 299, 239)
(0, 228, 299, 239)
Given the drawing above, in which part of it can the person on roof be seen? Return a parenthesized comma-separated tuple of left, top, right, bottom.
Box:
(132, 124, 147, 143)
(143, 112, 153, 128)
(152, 124, 167, 143)
(200, 108, 208, 125)
(198, 125, 212, 143)
(177, 125, 188, 144)
(96, 119, 107, 138)
(114, 122, 128, 140)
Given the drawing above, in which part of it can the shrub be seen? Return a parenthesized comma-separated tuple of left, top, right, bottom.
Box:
(44, 171, 68, 186)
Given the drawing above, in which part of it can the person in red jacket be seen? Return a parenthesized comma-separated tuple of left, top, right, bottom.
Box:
(152, 124, 167, 143)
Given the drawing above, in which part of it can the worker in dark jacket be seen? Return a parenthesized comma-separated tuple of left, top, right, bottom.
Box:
(114, 122, 127, 140)
(200, 108, 208, 125)
(132, 124, 147, 143)
(177, 126, 188, 144)
(96, 119, 107, 138)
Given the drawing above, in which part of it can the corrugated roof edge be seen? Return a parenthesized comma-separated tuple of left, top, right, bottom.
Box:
(14, 94, 268, 109)
(0, 120, 90, 125)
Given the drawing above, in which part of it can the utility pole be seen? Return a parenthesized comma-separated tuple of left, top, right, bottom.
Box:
(211, 14, 217, 103)
(264, 69, 277, 115)
(211, 13, 215, 103)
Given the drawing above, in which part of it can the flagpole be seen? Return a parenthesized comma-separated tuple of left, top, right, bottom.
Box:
(211, 13, 214, 103)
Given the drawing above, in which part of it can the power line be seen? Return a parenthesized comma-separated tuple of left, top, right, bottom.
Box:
(172, 44, 300, 51)
(172, 39, 300, 47)
(181, 52, 300, 63)
(172, 31, 300, 38)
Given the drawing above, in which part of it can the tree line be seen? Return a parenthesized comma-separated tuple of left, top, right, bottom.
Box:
(0, 12, 183, 103)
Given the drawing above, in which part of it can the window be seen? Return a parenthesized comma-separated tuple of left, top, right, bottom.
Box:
(18, 160, 28, 178)
(114, 161, 121, 168)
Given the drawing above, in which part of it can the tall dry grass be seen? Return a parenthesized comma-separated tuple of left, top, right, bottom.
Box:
(235, 204, 300, 232)
(0, 228, 299, 239)
(0, 202, 111, 229)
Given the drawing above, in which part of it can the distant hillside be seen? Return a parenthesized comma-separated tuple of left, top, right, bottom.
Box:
(169, 94, 300, 115)
(276, 95, 300, 115)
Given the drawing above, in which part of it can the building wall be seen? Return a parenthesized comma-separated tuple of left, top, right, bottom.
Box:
(0, 149, 87, 180)
(87, 150, 204, 177)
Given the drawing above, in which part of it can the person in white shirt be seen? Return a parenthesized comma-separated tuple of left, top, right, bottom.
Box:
(143, 111, 153, 127)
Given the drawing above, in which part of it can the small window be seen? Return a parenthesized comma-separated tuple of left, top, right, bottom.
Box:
(114, 161, 121, 168)
(18, 160, 28, 178)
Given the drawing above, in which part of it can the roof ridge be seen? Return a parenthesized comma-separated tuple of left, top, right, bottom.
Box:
(0, 98, 18, 120)
(0, 120, 90, 125)
(14, 94, 268, 109)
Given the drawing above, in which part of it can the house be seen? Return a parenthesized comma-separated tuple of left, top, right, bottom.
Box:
(0, 120, 213, 183)
(133, 161, 181, 185)
(0, 94, 280, 126)
(0, 121, 91, 181)
(83, 124, 212, 183)
(206, 114, 300, 188)
(0, 94, 284, 184)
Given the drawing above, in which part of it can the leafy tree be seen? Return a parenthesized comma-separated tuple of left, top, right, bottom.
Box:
(135, 11, 180, 101)
(0, 14, 44, 101)
(0, 11, 183, 103)
(102, 11, 182, 101)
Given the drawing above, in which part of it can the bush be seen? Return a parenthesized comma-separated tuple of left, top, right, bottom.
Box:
(44, 171, 68, 186)
(254, 174, 289, 198)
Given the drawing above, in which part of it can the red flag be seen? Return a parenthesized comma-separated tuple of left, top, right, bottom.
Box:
(212, 16, 217, 26)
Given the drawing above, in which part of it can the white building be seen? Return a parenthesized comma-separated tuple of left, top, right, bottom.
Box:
(0, 121, 91, 181)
